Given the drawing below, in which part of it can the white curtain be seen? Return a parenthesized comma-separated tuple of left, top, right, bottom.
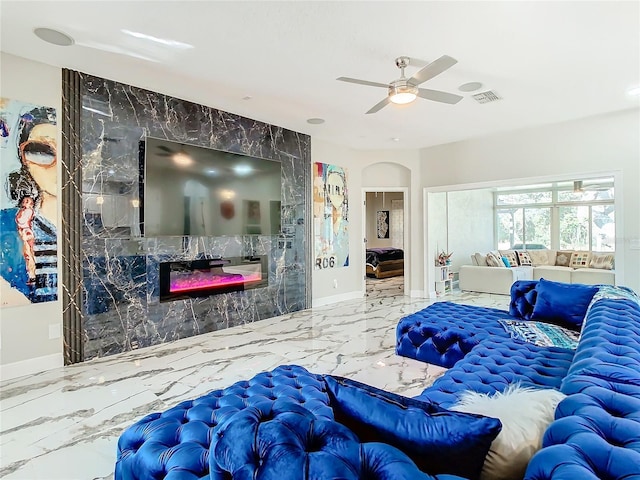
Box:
(390, 199, 404, 249)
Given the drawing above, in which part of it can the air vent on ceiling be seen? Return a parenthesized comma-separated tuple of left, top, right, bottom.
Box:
(472, 90, 502, 104)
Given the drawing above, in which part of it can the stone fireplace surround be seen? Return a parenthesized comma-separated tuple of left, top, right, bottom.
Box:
(66, 72, 311, 362)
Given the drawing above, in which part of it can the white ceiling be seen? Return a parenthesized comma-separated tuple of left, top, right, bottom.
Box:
(1, 1, 639, 150)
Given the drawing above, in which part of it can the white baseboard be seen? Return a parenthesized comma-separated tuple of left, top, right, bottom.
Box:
(312, 291, 363, 308)
(0, 353, 63, 381)
(410, 289, 427, 298)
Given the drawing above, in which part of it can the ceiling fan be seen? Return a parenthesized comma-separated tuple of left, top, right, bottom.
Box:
(156, 144, 193, 166)
(337, 55, 464, 114)
(573, 180, 613, 192)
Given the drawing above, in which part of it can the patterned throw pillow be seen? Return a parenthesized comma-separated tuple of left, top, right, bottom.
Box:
(570, 251, 591, 268)
(589, 252, 615, 270)
(498, 319, 580, 349)
(499, 250, 519, 267)
(486, 251, 505, 267)
(555, 251, 573, 267)
(516, 251, 533, 266)
(528, 250, 550, 266)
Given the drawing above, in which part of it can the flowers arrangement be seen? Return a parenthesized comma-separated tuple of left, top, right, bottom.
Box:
(437, 251, 453, 266)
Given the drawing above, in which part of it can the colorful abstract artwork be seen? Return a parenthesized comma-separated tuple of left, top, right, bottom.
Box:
(313, 162, 349, 269)
(0, 98, 58, 307)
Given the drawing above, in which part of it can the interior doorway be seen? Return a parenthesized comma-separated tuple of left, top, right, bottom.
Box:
(363, 189, 408, 298)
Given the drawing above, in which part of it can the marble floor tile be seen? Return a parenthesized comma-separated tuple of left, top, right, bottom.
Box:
(0, 290, 510, 479)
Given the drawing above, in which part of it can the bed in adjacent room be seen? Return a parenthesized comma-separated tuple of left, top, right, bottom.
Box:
(365, 247, 404, 279)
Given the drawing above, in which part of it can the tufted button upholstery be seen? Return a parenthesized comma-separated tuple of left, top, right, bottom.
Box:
(209, 400, 466, 480)
(524, 415, 640, 479)
(115, 365, 332, 480)
(564, 299, 640, 380)
(415, 339, 574, 408)
(524, 296, 640, 479)
(509, 280, 539, 320)
(396, 302, 516, 367)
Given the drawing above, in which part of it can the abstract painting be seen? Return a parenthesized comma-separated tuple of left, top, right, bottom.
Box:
(313, 162, 349, 269)
(0, 98, 58, 306)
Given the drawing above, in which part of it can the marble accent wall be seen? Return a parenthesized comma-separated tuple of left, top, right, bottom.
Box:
(77, 74, 311, 360)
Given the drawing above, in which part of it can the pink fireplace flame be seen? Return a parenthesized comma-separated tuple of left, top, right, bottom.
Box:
(170, 270, 263, 293)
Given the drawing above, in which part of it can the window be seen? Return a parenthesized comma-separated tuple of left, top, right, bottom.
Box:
(497, 207, 550, 250)
(495, 178, 614, 252)
(559, 206, 589, 250)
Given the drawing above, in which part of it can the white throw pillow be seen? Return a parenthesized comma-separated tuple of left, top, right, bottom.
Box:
(474, 252, 488, 266)
(451, 385, 566, 480)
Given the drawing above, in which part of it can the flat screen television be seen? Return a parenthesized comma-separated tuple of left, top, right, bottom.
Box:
(140, 137, 282, 237)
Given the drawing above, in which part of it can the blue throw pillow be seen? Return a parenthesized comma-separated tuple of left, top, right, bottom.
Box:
(501, 256, 511, 268)
(531, 278, 598, 329)
(324, 375, 502, 480)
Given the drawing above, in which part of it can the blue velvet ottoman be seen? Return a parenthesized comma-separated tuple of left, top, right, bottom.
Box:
(209, 400, 468, 480)
(396, 302, 516, 367)
(116, 365, 333, 480)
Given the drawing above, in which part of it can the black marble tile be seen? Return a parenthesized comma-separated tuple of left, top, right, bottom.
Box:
(77, 74, 311, 360)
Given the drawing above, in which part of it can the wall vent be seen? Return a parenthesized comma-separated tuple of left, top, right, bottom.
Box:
(472, 90, 502, 104)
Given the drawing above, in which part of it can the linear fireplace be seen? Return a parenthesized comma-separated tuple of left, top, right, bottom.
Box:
(159, 256, 268, 302)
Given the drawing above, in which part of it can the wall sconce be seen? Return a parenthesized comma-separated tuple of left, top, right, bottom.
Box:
(131, 199, 140, 208)
(96, 195, 104, 205)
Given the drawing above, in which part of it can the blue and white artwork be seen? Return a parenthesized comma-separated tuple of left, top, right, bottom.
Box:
(0, 98, 58, 306)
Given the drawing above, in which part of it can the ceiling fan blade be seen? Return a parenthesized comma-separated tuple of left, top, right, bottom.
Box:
(365, 97, 391, 114)
(417, 88, 463, 104)
(409, 55, 458, 86)
(337, 77, 389, 89)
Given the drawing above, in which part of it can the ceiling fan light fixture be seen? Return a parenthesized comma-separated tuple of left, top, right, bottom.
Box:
(389, 83, 418, 105)
(172, 151, 193, 167)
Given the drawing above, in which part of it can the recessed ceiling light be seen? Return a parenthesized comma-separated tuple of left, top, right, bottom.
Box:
(307, 118, 325, 125)
(458, 82, 483, 92)
(627, 86, 640, 96)
(33, 27, 74, 46)
(391, 137, 400, 142)
(242, 96, 252, 101)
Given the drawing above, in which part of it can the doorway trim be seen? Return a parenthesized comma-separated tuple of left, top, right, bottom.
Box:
(361, 187, 410, 296)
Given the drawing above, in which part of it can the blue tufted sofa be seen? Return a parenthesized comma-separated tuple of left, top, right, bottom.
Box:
(116, 280, 640, 480)
(115, 364, 501, 480)
(396, 280, 640, 478)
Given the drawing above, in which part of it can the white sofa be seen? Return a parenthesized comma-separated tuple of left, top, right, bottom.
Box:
(459, 249, 615, 295)
(459, 265, 534, 295)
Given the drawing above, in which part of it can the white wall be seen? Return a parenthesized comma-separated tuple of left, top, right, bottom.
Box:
(311, 141, 423, 304)
(3, 54, 637, 373)
(446, 189, 495, 273)
(421, 108, 640, 293)
(426, 192, 448, 297)
(0, 53, 63, 379)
